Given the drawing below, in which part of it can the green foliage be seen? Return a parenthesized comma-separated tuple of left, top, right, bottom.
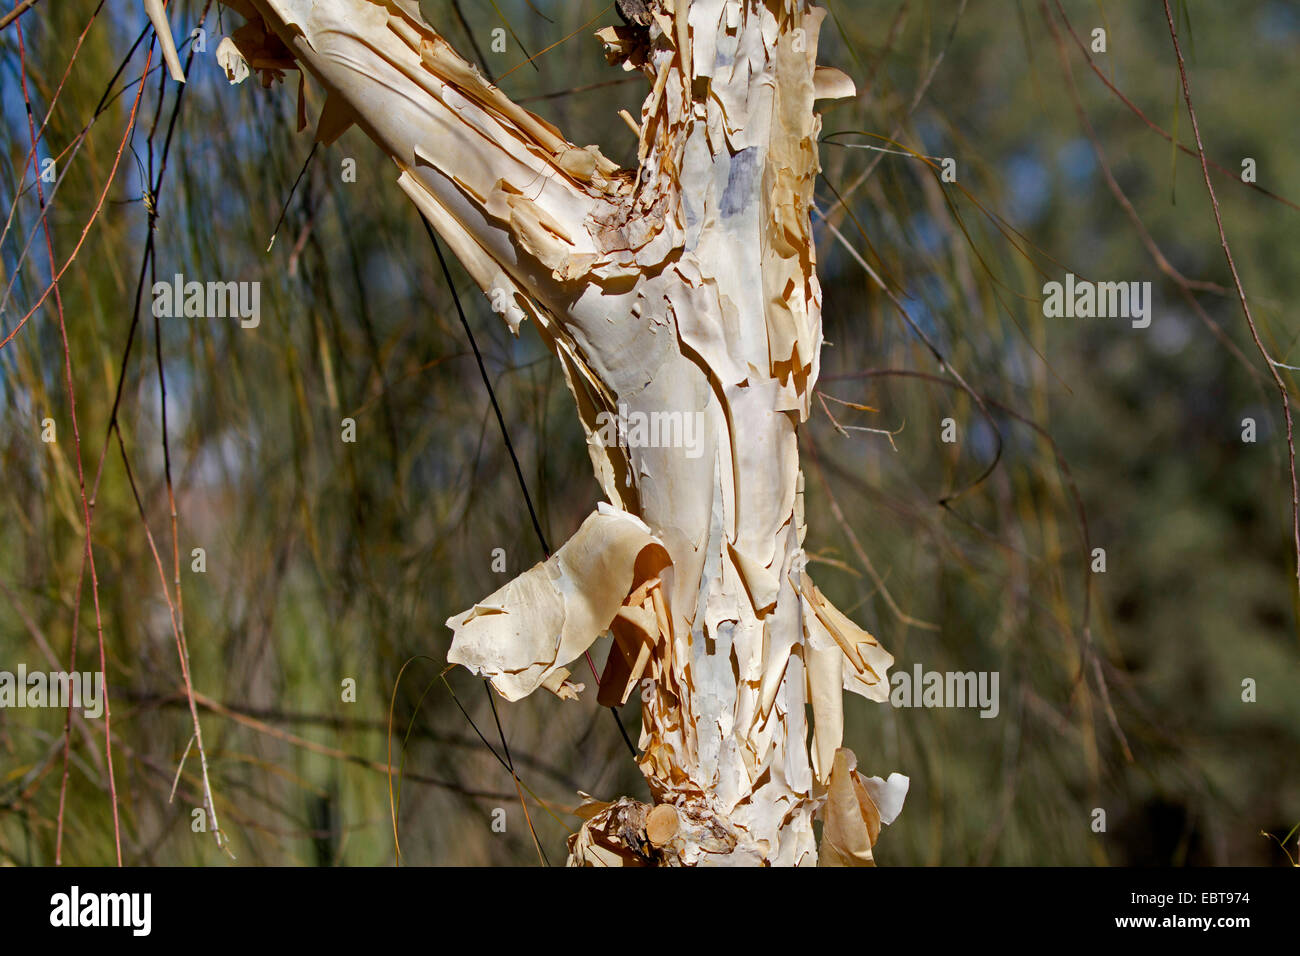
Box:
(0, 0, 1295, 865)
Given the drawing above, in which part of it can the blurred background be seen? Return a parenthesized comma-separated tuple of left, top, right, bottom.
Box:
(1, 0, 1297, 866)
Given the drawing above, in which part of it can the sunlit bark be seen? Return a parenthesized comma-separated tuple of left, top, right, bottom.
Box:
(213, 0, 907, 866)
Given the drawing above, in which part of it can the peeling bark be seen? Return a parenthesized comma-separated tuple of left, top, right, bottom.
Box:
(215, 0, 907, 866)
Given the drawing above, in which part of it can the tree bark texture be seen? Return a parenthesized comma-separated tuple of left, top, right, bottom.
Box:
(212, 0, 907, 866)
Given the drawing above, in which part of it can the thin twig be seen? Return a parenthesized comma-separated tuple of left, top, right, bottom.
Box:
(16, 11, 124, 865)
(1161, 0, 1300, 609)
(1054, 0, 1299, 213)
(0, 0, 41, 32)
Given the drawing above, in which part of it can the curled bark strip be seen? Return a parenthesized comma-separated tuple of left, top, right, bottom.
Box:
(223, 0, 908, 865)
(447, 506, 670, 703)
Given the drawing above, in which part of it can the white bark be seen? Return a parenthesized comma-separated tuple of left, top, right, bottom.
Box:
(216, 0, 906, 866)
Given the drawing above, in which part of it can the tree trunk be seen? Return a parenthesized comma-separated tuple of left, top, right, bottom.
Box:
(216, 0, 907, 866)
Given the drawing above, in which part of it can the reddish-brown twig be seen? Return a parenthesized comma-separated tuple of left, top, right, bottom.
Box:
(15, 11, 122, 866)
(1161, 0, 1300, 608)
